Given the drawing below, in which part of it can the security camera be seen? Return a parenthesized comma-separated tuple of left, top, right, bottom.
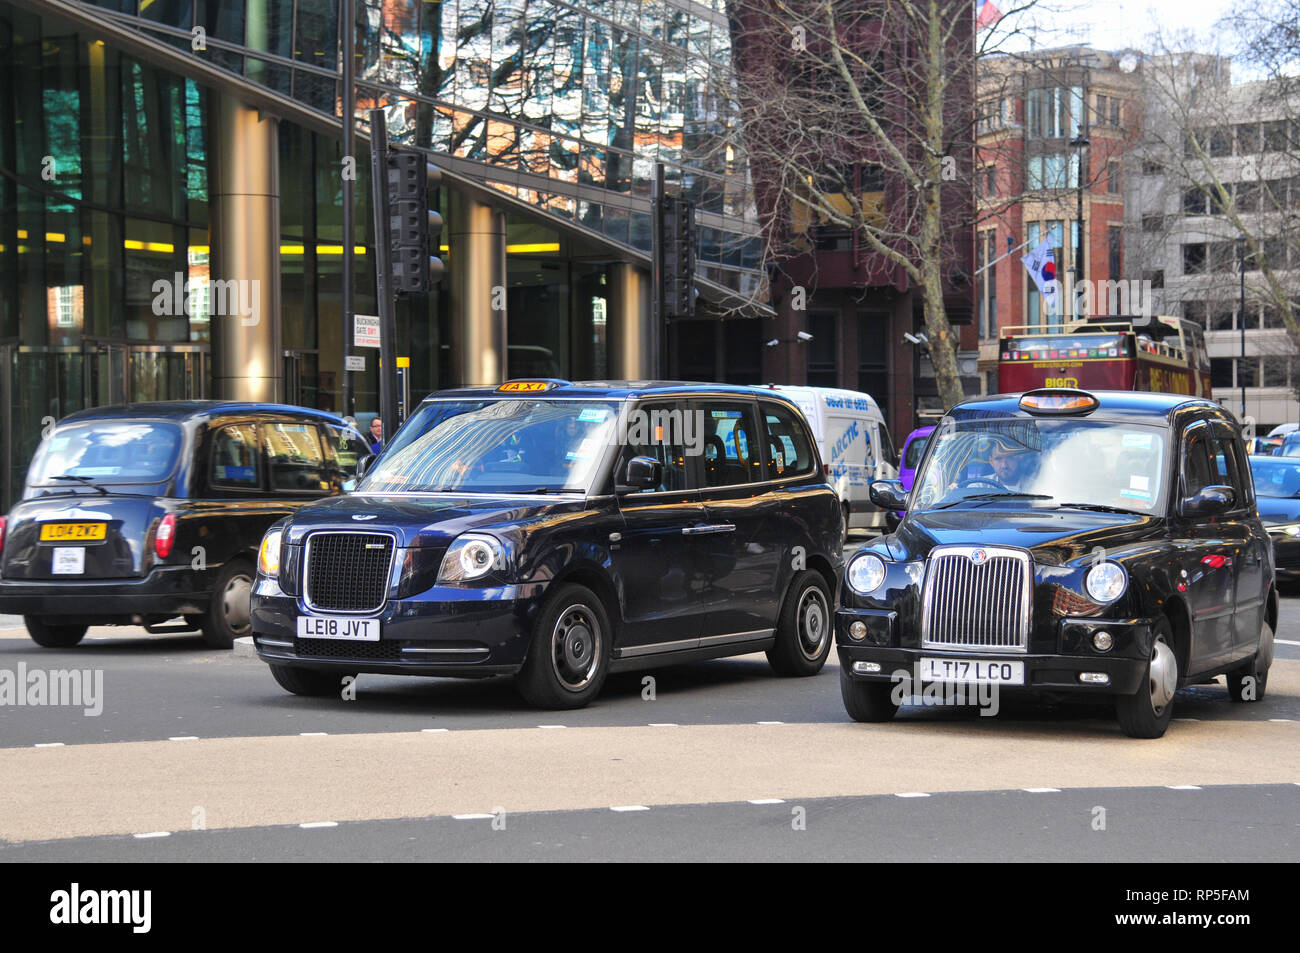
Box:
(765, 338, 780, 348)
(903, 331, 929, 346)
(796, 331, 813, 342)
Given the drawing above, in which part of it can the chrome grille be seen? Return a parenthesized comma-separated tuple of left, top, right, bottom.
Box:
(304, 532, 395, 612)
(920, 545, 1031, 652)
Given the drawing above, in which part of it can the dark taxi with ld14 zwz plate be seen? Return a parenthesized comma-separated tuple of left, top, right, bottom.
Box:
(838, 389, 1276, 738)
(250, 381, 844, 709)
(0, 403, 369, 648)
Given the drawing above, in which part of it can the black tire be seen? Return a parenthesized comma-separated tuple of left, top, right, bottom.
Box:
(1115, 618, 1178, 739)
(839, 667, 900, 722)
(24, 616, 87, 648)
(515, 583, 612, 709)
(269, 664, 351, 698)
(1226, 618, 1273, 702)
(767, 569, 834, 677)
(200, 559, 254, 649)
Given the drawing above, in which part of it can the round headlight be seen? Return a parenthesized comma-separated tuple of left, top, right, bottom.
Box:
(439, 533, 507, 583)
(459, 539, 496, 575)
(1085, 562, 1127, 603)
(847, 553, 888, 595)
(258, 528, 284, 577)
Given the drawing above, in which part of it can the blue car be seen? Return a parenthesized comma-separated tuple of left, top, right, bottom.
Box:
(250, 380, 844, 709)
(1249, 454, 1300, 583)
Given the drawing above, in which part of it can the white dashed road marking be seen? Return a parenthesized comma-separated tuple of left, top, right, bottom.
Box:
(610, 805, 650, 812)
(133, 831, 171, 839)
(169, 736, 198, 741)
(1168, 785, 1202, 790)
(749, 798, 785, 805)
(34, 743, 64, 748)
(452, 813, 495, 820)
(299, 821, 338, 829)
(1024, 787, 1061, 793)
(299, 732, 328, 737)
(895, 792, 931, 798)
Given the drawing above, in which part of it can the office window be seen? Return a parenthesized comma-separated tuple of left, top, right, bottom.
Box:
(1208, 305, 1234, 330)
(1107, 160, 1121, 194)
(1210, 358, 1233, 389)
(1237, 358, 1258, 388)
(1235, 181, 1258, 212)
(1110, 98, 1121, 126)
(1264, 120, 1289, 152)
(1142, 159, 1163, 174)
(1182, 243, 1207, 275)
(1262, 356, 1290, 387)
(1108, 227, 1122, 280)
(1210, 126, 1233, 157)
(1142, 213, 1163, 233)
(1183, 187, 1208, 214)
(1143, 269, 1165, 289)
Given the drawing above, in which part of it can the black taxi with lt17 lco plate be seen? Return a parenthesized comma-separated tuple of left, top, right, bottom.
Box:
(838, 389, 1277, 738)
(250, 380, 844, 709)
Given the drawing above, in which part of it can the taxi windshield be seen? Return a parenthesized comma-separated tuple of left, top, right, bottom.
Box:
(910, 416, 1168, 514)
(361, 399, 620, 494)
(28, 421, 182, 486)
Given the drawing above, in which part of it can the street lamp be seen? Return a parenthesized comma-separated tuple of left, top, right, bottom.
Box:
(1070, 126, 1090, 325)
(1238, 234, 1247, 419)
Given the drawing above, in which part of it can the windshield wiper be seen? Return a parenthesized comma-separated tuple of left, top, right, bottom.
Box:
(1057, 502, 1143, 515)
(932, 492, 1053, 510)
(49, 475, 109, 495)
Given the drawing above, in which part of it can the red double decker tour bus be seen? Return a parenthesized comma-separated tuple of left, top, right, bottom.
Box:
(998, 314, 1212, 397)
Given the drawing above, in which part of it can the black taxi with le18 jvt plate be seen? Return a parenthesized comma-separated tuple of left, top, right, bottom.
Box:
(838, 389, 1277, 738)
(250, 380, 843, 709)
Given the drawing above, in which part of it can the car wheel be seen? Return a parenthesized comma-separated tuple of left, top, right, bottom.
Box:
(1226, 618, 1273, 703)
(767, 570, 833, 676)
(200, 559, 254, 649)
(269, 664, 352, 697)
(515, 583, 611, 709)
(839, 667, 900, 722)
(1115, 619, 1178, 739)
(24, 616, 88, 648)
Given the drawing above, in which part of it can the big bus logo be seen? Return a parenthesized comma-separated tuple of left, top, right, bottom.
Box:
(1045, 377, 1079, 388)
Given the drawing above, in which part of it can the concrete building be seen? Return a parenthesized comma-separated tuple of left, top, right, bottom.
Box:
(1124, 57, 1300, 429)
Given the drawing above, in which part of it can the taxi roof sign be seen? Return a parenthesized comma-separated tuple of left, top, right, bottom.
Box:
(1019, 389, 1099, 415)
(496, 379, 568, 393)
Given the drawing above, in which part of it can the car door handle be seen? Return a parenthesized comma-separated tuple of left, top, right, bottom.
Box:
(682, 523, 736, 536)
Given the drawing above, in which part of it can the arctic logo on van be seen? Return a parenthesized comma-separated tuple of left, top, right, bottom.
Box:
(351, 514, 377, 521)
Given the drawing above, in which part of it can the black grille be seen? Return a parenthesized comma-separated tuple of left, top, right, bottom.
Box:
(305, 532, 394, 611)
(294, 638, 401, 661)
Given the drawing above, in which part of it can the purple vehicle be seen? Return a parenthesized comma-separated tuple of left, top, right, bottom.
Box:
(894, 425, 935, 521)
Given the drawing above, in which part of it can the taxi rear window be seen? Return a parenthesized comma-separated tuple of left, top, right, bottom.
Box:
(29, 421, 182, 486)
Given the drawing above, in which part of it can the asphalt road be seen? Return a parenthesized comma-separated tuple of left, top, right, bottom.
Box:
(2, 540, 1298, 861)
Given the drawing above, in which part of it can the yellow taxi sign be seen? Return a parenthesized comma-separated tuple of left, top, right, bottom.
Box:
(497, 380, 555, 393)
(1019, 389, 1099, 414)
(40, 522, 107, 542)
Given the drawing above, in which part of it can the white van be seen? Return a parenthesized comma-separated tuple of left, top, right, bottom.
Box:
(765, 385, 898, 532)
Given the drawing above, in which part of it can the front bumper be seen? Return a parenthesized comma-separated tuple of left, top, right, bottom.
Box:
(0, 564, 214, 621)
(834, 608, 1153, 696)
(250, 576, 540, 677)
(1269, 534, 1300, 580)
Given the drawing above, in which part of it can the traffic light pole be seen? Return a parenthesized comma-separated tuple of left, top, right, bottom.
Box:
(340, 0, 355, 419)
(367, 108, 399, 441)
(652, 162, 665, 378)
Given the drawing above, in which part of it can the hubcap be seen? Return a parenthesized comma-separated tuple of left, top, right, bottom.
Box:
(1148, 635, 1177, 714)
(551, 605, 601, 692)
(223, 573, 253, 635)
(797, 587, 829, 660)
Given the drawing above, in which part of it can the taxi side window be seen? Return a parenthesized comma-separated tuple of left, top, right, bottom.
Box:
(701, 401, 763, 486)
(263, 422, 328, 493)
(321, 424, 370, 479)
(209, 424, 261, 490)
(621, 402, 691, 492)
(1211, 425, 1250, 508)
(761, 402, 814, 480)
(1181, 425, 1216, 499)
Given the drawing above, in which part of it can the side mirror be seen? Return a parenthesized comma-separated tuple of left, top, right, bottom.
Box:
(869, 479, 908, 511)
(616, 455, 662, 493)
(1180, 484, 1234, 519)
(355, 454, 375, 479)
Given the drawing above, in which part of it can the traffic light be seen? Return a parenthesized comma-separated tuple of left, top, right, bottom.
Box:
(386, 150, 444, 294)
(661, 195, 697, 318)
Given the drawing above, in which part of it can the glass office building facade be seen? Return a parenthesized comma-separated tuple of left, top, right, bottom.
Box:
(0, 0, 763, 507)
